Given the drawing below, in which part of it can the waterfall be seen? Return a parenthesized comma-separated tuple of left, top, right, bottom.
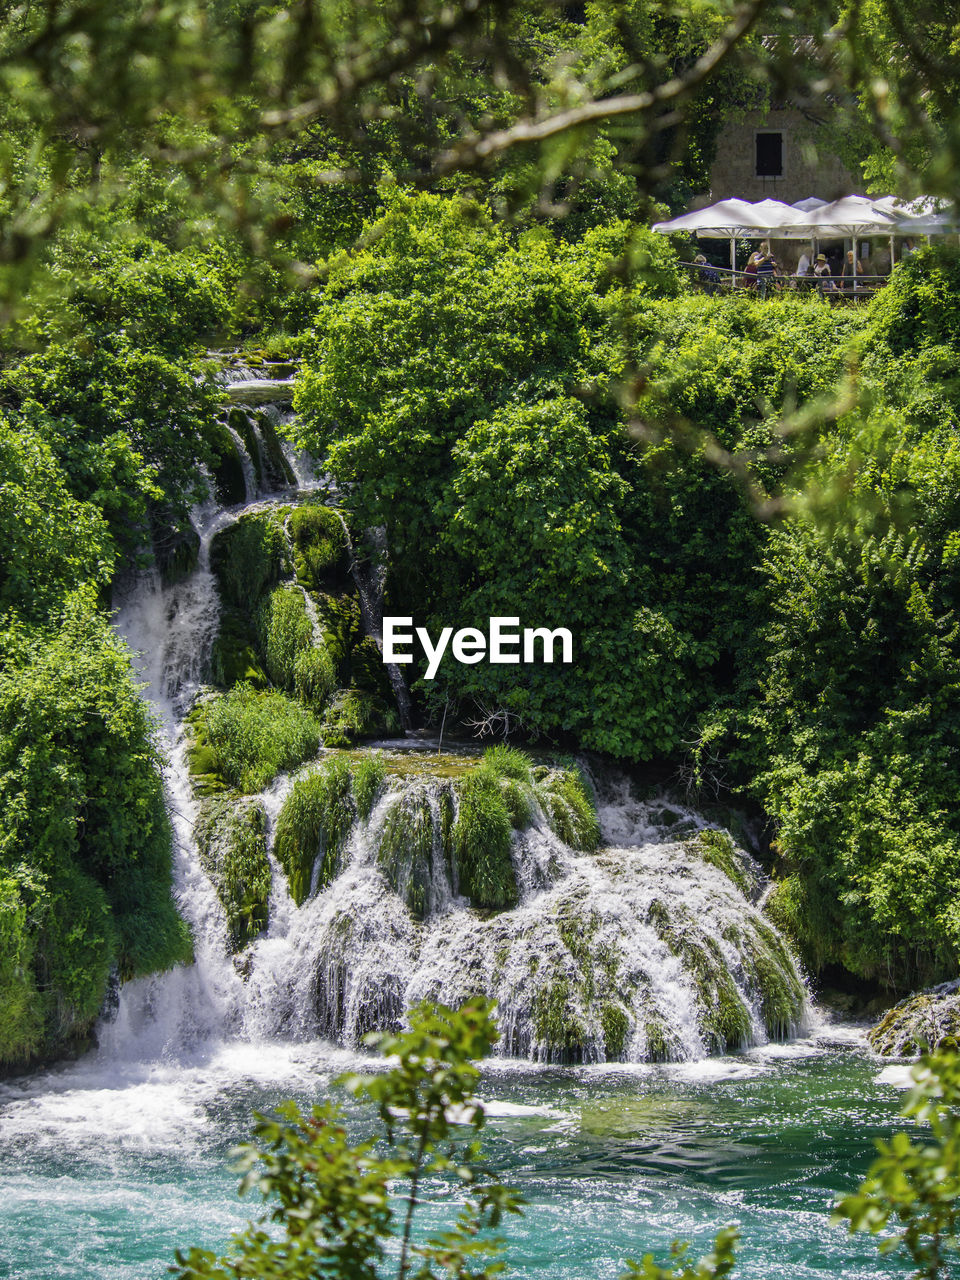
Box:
(335, 516, 414, 731)
(101, 377, 809, 1067)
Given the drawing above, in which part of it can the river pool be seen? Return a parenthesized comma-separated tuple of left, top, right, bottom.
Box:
(0, 1021, 916, 1280)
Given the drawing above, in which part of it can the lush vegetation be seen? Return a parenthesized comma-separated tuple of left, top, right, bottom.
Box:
(0, 0, 957, 1063)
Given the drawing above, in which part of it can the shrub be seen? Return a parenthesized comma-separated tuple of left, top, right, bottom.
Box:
(203, 684, 322, 792)
(0, 592, 192, 1062)
(0, 878, 43, 1064)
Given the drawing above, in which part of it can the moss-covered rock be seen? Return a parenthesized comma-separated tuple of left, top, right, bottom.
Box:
(321, 687, 399, 746)
(377, 785, 436, 919)
(535, 766, 600, 851)
(194, 798, 271, 950)
(530, 976, 588, 1061)
(349, 634, 400, 705)
(210, 610, 269, 689)
(288, 503, 350, 589)
(255, 409, 296, 490)
(228, 407, 263, 491)
(273, 758, 355, 905)
(687, 828, 756, 899)
(189, 685, 322, 793)
(733, 919, 807, 1039)
(452, 770, 518, 910)
(314, 591, 364, 677)
(257, 584, 313, 691)
(211, 510, 289, 612)
(206, 417, 247, 505)
(600, 1001, 630, 1060)
(647, 898, 754, 1053)
(351, 752, 386, 820)
(868, 980, 960, 1057)
(471, 747, 599, 848)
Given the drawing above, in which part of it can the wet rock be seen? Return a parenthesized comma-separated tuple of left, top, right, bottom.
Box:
(868, 979, 960, 1056)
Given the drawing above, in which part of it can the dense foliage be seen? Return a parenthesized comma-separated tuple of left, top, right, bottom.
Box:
(1, 0, 959, 1072)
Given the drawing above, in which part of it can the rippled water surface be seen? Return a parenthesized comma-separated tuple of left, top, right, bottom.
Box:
(0, 1022, 918, 1280)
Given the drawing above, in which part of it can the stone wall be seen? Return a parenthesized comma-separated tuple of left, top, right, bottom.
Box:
(708, 108, 857, 206)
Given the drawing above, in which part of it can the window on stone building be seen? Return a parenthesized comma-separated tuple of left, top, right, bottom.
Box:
(755, 132, 784, 178)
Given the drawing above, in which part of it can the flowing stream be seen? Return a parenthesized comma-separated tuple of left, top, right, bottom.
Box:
(0, 379, 908, 1278)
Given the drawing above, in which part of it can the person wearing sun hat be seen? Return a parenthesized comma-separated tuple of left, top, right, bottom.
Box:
(813, 252, 836, 294)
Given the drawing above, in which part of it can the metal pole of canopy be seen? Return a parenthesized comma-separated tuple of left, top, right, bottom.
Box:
(729, 235, 736, 276)
(889, 233, 896, 273)
(852, 235, 858, 286)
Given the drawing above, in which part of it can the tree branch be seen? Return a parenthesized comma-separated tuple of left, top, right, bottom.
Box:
(431, 0, 770, 174)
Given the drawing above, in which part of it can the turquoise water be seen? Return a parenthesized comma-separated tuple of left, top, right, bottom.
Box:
(0, 1026, 914, 1280)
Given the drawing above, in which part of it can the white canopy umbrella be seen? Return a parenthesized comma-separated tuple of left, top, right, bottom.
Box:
(792, 196, 828, 211)
(786, 196, 900, 281)
(652, 197, 809, 270)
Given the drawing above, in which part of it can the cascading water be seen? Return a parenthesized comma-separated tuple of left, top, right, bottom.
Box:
(102, 374, 809, 1067)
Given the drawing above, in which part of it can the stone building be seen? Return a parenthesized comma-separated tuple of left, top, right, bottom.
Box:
(708, 106, 857, 206)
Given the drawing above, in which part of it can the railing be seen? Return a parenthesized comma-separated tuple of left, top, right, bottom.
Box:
(680, 262, 890, 300)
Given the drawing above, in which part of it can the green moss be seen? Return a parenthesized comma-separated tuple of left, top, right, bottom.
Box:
(294, 643, 336, 710)
(647, 899, 757, 1053)
(739, 921, 807, 1039)
(452, 770, 518, 910)
(198, 684, 322, 793)
(211, 609, 268, 689)
(314, 590, 363, 676)
(601, 1002, 630, 1060)
(273, 758, 355, 905)
(349, 635, 399, 703)
(211, 510, 289, 612)
(195, 799, 271, 950)
(206, 417, 247, 505)
(535, 768, 600, 851)
(351, 752, 386, 820)
(644, 1015, 675, 1063)
(257, 585, 313, 690)
(321, 687, 399, 745)
(255, 409, 296, 489)
(377, 786, 433, 919)
(531, 977, 588, 1062)
(689, 829, 753, 897)
(288, 503, 350, 589)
